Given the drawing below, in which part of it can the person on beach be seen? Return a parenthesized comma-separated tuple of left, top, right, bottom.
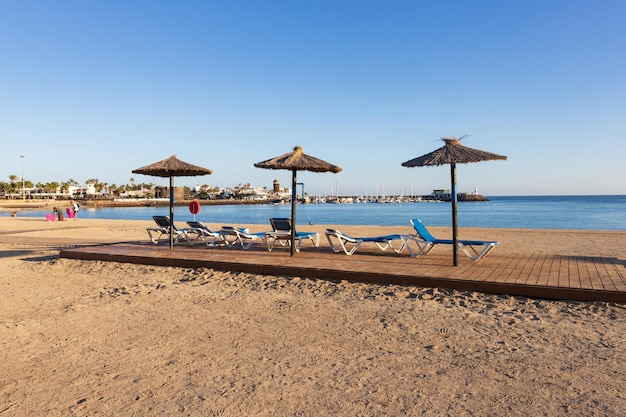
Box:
(53, 207, 64, 221)
(71, 201, 80, 219)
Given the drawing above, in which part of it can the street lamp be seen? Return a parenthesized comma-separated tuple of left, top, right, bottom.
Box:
(20, 155, 25, 201)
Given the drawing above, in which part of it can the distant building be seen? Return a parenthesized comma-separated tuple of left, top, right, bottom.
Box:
(429, 188, 488, 202)
(431, 189, 451, 200)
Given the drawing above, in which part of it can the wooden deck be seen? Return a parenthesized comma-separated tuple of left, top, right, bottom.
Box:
(60, 242, 626, 304)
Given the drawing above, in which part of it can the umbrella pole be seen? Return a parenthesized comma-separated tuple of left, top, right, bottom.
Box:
(169, 176, 174, 250)
(290, 169, 297, 256)
(450, 163, 458, 266)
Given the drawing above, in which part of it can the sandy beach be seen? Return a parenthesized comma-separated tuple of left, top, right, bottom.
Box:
(1, 217, 625, 416)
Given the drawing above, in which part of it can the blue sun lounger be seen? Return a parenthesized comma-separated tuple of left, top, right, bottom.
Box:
(402, 218, 498, 261)
(325, 228, 406, 255)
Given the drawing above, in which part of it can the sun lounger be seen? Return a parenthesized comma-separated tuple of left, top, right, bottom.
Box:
(264, 218, 320, 252)
(325, 228, 406, 255)
(219, 226, 266, 250)
(147, 215, 190, 245)
(186, 221, 225, 247)
(402, 218, 498, 261)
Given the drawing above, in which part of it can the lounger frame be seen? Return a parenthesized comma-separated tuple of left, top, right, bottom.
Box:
(147, 216, 190, 245)
(325, 228, 406, 255)
(186, 221, 225, 247)
(264, 218, 320, 252)
(401, 218, 498, 261)
(219, 226, 266, 250)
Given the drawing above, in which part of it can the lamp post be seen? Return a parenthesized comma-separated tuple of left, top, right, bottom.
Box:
(20, 155, 25, 201)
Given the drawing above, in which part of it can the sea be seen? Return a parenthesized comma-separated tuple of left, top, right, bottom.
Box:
(7, 195, 626, 231)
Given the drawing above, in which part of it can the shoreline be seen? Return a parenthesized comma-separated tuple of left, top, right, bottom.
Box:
(1, 217, 625, 258)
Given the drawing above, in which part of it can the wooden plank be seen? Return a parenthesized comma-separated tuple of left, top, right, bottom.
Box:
(528, 255, 549, 286)
(478, 254, 515, 283)
(559, 256, 572, 288)
(585, 257, 607, 291)
(576, 257, 593, 290)
(545, 255, 562, 288)
(518, 254, 540, 286)
(606, 259, 626, 292)
(500, 255, 527, 284)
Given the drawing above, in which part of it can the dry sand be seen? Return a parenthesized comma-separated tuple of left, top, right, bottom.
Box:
(0, 217, 625, 416)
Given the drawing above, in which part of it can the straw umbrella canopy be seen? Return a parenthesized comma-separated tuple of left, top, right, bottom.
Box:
(132, 155, 212, 249)
(402, 137, 507, 266)
(254, 146, 342, 255)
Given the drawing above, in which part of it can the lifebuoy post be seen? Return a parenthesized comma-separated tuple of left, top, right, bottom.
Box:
(189, 200, 200, 221)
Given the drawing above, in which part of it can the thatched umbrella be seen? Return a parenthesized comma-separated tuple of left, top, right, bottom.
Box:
(255, 146, 342, 255)
(133, 155, 212, 249)
(402, 137, 507, 265)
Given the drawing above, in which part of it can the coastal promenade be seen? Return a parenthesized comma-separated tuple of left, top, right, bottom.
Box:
(61, 240, 626, 304)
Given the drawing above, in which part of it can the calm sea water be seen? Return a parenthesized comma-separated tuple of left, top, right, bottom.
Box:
(7, 195, 626, 230)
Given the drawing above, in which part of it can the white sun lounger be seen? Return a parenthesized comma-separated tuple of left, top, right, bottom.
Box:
(186, 221, 225, 247)
(219, 226, 266, 250)
(325, 228, 406, 255)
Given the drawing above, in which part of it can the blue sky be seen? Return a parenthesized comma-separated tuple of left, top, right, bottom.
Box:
(1, 1, 625, 196)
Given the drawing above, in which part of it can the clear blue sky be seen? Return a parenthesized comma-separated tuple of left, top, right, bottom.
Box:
(1, 1, 625, 196)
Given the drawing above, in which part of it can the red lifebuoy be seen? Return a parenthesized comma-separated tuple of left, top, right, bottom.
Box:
(189, 200, 200, 215)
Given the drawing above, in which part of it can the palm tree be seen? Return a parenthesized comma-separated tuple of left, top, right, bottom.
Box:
(0, 181, 11, 196)
(64, 179, 79, 197)
(86, 178, 106, 196)
(109, 183, 118, 196)
(60, 181, 69, 195)
(8, 174, 18, 195)
(45, 182, 59, 198)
